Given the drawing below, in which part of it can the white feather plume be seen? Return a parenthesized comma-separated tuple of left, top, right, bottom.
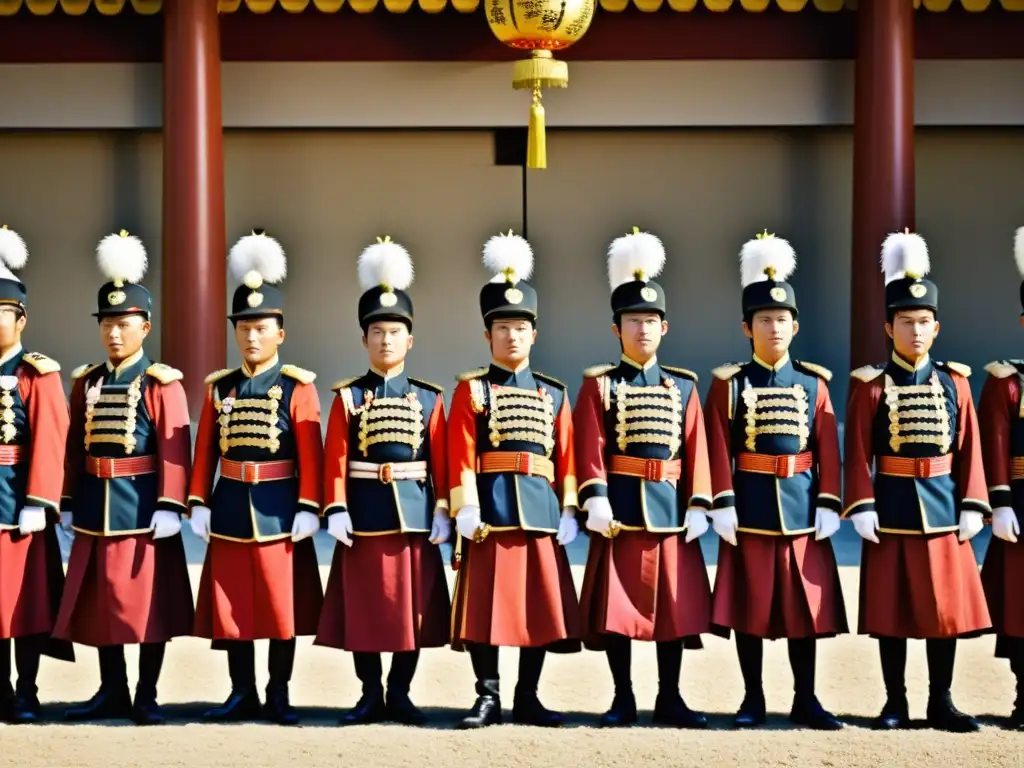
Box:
(228, 232, 287, 285)
(357, 238, 414, 292)
(483, 232, 533, 284)
(96, 230, 148, 284)
(0, 227, 28, 279)
(739, 234, 796, 287)
(880, 231, 930, 284)
(607, 229, 666, 290)
(1014, 226, 1024, 279)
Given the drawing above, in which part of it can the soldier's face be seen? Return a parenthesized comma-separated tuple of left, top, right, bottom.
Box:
(614, 313, 667, 362)
(0, 307, 25, 350)
(235, 317, 285, 366)
(485, 318, 536, 367)
(886, 309, 939, 359)
(363, 321, 413, 371)
(99, 314, 150, 362)
(743, 310, 798, 359)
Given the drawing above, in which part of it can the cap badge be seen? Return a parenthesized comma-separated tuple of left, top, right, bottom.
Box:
(640, 286, 658, 303)
(770, 286, 787, 302)
(909, 283, 927, 298)
(247, 291, 264, 308)
(379, 290, 398, 308)
(108, 290, 127, 306)
(505, 287, 524, 305)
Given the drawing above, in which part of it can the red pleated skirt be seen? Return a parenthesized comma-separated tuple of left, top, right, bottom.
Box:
(315, 533, 450, 653)
(194, 537, 324, 641)
(981, 537, 1024, 656)
(54, 532, 194, 646)
(579, 530, 710, 650)
(0, 527, 61, 639)
(859, 532, 991, 639)
(450, 530, 580, 652)
(711, 532, 848, 640)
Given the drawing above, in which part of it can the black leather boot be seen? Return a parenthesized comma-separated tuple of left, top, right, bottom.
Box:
(10, 637, 42, 724)
(512, 647, 562, 727)
(264, 639, 299, 725)
(1009, 648, 1024, 731)
(652, 640, 707, 729)
(341, 652, 386, 725)
(64, 645, 132, 722)
(385, 651, 425, 725)
(734, 633, 766, 728)
(132, 643, 166, 726)
(788, 638, 843, 730)
(458, 678, 502, 729)
(203, 641, 262, 722)
(925, 639, 978, 733)
(873, 638, 910, 730)
(600, 635, 637, 727)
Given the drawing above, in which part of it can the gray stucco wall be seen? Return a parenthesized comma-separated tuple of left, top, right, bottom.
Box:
(0, 126, 1022, 415)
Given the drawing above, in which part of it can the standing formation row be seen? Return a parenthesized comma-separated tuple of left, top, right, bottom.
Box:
(0, 223, 1020, 734)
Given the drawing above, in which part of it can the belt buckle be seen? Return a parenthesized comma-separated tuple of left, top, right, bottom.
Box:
(776, 454, 797, 479)
(378, 462, 394, 485)
(516, 453, 533, 475)
(99, 457, 115, 478)
(915, 458, 931, 479)
(243, 462, 260, 485)
(645, 459, 664, 483)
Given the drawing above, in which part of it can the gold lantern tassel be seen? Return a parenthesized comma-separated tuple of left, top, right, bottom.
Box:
(512, 50, 568, 170)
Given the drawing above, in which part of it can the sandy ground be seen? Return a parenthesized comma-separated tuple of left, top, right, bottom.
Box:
(3, 528, 1023, 768)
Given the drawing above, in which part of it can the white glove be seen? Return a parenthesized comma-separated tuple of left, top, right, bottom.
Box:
(851, 510, 880, 544)
(151, 509, 182, 540)
(709, 507, 738, 546)
(290, 510, 320, 542)
(556, 510, 579, 546)
(328, 511, 354, 547)
(189, 505, 212, 543)
(429, 509, 451, 544)
(59, 511, 74, 535)
(17, 506, 46, 535)
(455, 506, 484, 540)
(683, 507, 710, 543)
(992, 506, 1020, 544)
(814, 508, 841, 541)
(583, 496, 614, 535)
(958, 510, 985, 543)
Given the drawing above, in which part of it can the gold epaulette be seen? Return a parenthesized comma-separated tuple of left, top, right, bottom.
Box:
(794, 360, 832, 382)
(660, 365, 698, 383)
(712, 363, 743, 381)
(940, 360, 971, 378)
(20, 351, 60, 375)
(583, 363, 615, 379)
(204, 368, 236, 386)
(71, 363, 100, 380)
(534, 371, 566, 390)
(331, 376, 360, 392)
(281, 364, 316, 384)
(409, 376, 444, 394)
(984, 360, 1023, 379)
(850, 365, 884, 383)
(456, 367, 488, 382)
(145, 363, 183, 385)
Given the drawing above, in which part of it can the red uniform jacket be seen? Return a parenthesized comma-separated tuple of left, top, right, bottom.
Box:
(978, 359, 1024, 512)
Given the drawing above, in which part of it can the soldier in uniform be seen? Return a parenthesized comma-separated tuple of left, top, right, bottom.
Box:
(977, 226, 1024, 731)
(448, 231, 581, 729)
(315, 236, 451, 725)
(575, 228, 713, 729)
(844, 230, 991, 732)
(190, 230, 324, 725)
(0, 226, 73, 724)
(704, 232, 846, 730)
(56, 230, 194, 725)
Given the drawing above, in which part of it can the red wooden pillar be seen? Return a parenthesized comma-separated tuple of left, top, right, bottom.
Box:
(850, 0, 915, 368)
(162, 0, 226, 415)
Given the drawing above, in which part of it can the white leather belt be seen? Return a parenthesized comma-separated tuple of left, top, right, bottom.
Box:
(348, 460, 429, 484)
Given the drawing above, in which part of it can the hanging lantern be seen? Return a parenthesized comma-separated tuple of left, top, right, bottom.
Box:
(486, 0, 596, 170)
